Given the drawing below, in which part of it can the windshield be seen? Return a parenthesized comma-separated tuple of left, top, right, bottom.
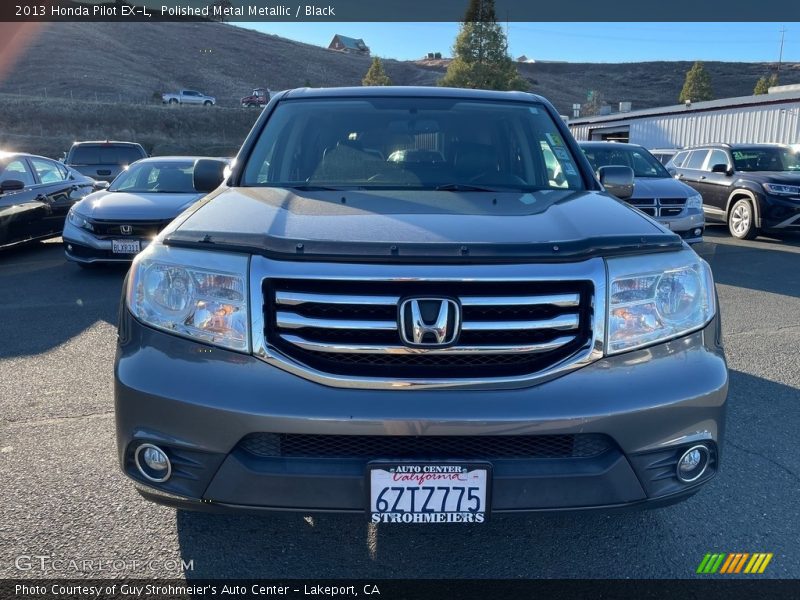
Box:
(242, 98, 585, 191)
(109, 161, 197, 193)
(581, 145, 670, 178)
(732, 147, 800, 172)
(70, 145, 145, 166)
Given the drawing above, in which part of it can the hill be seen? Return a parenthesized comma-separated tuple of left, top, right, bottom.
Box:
(2, 21, 800, 159)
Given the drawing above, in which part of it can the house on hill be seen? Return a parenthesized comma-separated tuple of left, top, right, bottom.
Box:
(328, 34, 370, 56)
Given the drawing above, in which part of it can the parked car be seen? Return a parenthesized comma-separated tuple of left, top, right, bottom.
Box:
(162, 90, 216, 106)
(580, 142, 704, 242)
(65, 141, 148, 182)
(63, 156, 225, 266)
(649, 148, 681, 166)
(116, 87, 726, 518)
(241, 87, 271, 107)
(667, 143, 800, 239)
(0, 151, 99, 250)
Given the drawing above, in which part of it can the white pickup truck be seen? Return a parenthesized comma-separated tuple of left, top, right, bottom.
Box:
(161, 90, 216, 106)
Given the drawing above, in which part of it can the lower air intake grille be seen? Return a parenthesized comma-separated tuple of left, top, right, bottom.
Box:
(237, 433, 614, 460)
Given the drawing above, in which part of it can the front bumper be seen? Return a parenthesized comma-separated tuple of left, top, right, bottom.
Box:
(657, 211, 705, 243)
(115, 311, 728, 514)
(760, 194, 800, 231)
(63, 221, 151, 264)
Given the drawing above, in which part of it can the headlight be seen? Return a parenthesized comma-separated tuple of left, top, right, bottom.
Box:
(606, 250, 716, 354)
(763, 183, 800, 196)
(67, 209, 94, 231)
(686, 193, 702, 210)
(127, 244, 249, 352)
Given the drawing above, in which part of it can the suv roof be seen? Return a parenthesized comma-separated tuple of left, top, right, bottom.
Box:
(579, 141, 645, 149)
(280, 86, 543, 103)
(70, 141, 144, 147)
(680, 143, 792, 151)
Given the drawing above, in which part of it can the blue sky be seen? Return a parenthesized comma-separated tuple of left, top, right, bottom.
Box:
(240, 22, 798, 63)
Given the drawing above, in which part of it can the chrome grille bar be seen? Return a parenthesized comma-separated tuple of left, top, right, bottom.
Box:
(460, 293, 580, 307)
(461, 315, 580, 332)
(275, 291, 400, 306)
(275, 312, 397, 331)
(279, 334, 577, 355)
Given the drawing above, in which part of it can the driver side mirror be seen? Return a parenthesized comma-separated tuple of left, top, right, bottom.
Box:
(0, 179, 26, 194)
(711, 163, 733, 176)
(597, 165, 634, 200)
(93, 180, 110, 190)
(193, 159, 227, 193)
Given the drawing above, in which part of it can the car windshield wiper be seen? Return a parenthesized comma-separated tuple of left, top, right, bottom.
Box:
(434, 183, 530, 192)
(288, 184, 351, 191)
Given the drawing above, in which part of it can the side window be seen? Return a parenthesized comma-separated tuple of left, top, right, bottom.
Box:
(671, 151, 688, 167)
(706, 149, 729, 171)
(685, 150, 709, 170)
(30, 158, 66, 184)
(0, 159, 36, 187)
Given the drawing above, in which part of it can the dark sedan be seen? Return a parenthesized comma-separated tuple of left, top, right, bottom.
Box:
(0, 152, 101, 250)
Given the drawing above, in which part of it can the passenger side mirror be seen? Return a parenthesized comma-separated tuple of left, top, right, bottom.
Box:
(711, 163, 732, 175)
(93, 180, 110, 190)
(193, 159, 227, 193)
(0, 179, 25, 193)
(596, 165, 634, 200)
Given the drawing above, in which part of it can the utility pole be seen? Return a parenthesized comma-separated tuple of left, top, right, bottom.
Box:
(777, 26, 787, 75)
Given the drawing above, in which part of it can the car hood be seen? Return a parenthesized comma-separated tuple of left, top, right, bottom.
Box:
(75, 190, 205, 220)
(630, 177, 695, 198)
(163, 187, 681, 262)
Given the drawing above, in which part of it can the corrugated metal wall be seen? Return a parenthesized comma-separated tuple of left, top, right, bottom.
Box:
(569, 102, 800, 148)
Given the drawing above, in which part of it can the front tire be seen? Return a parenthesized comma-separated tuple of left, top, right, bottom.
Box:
(204, 101, 213, 106)
(728, 198, 758, 240)
(169, 98, 178, 105)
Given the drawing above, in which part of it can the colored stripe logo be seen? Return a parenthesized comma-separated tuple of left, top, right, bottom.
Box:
(697, 553, 773, 574)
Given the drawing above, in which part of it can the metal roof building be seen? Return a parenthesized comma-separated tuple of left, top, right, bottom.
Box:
(568, 89, 800, 149)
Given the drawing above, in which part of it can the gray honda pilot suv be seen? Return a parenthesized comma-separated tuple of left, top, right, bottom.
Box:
(115, 87, 727, 520)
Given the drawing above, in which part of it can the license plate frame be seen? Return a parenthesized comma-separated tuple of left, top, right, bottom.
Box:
(111, 239, 141, 254)
(367, 461, 491, 524)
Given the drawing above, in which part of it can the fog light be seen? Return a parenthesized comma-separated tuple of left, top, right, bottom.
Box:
(693, 228, 702, 237)
(677, 444, 709, 482)
(134, 443, 172, 483)
(67, 244, 73, 251)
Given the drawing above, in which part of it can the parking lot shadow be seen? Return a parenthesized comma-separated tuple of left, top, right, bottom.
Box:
(0, 241, 127, 358)
(695, 228, 800, 299)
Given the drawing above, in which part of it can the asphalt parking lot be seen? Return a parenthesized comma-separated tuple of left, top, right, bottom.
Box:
(1, 228, 798, 579)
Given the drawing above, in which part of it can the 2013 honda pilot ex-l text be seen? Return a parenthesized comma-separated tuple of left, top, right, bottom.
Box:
(115, 87, 727, 520)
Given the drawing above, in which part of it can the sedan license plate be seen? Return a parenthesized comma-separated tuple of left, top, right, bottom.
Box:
(112, 239, 141, 254)
(368, 463, 489, 524)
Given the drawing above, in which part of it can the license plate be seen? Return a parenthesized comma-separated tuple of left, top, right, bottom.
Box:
(368, 463, 489, 524)
(112, 239, 141, 254)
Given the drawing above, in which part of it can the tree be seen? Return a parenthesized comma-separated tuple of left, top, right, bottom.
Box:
(581, 90, 608, 117)
(439, 0, 528, 91)
(362, 57, 392, 86)
(754, 73, 779, 95)
(679, 61, 714, 103)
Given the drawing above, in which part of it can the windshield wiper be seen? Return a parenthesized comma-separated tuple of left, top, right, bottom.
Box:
(288, 184, 350, 191)
(434, 183, 520, 192)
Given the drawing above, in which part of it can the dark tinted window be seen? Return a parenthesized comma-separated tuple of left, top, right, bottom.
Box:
(109, 161, 197, 193)
(0, 159, 35, 186)
(243, 98, 585, 191)
(582, 145, 669, 178)
(706, 149, 729, 171)
(69, 145, 145, 166)
(732, 147, 800, 172)
(684, 150, 709, 170)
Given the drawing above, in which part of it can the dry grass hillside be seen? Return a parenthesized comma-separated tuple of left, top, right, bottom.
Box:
(2, 21, 799, 158)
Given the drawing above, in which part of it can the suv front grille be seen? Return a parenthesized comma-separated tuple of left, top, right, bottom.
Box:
(629, 197, 686, 218)
(262, 278, 593, 379)
(237, 433, 614, 460)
